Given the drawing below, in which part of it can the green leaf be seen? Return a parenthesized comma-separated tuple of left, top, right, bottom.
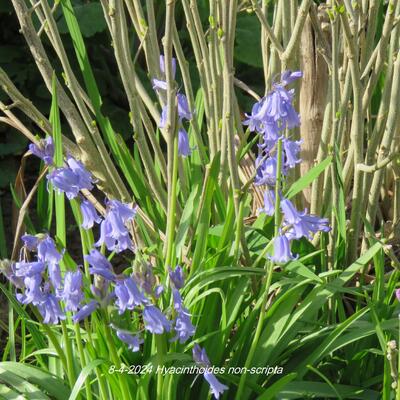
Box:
(285, 156, 332, 199)
(68, 359, 103, 400)
(58, 3, 107, 37)
(235, 14, 263, 68)
(0, 363, 70, 400)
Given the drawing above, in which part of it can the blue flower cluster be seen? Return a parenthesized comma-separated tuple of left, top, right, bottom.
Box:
(153, 55, 193, 156)
(11, 137, 198, 353)
(244, 71, 330, 262)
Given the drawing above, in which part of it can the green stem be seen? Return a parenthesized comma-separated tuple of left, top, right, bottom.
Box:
(165, 135, 179, 268)
(75, 324, 92, 400)
(103, 319, 131, 400)
(155, 334, 166, 399)
(61, 321, 75, 387)
(236, 139, 283, 398)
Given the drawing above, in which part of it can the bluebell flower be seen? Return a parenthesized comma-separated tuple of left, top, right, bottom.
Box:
(193, 343, 210, 365)
(172, 288, 184, 311)
(153, 55, 177, 90)
(80, 200, 102, 230)
(178, 128, 191, 156)
(47, 156, 94, 199)
(95, 200, 136, 253)
(29, 136, 54, 165)
(154, 285, 164, 298)
(159, 55, 176, 77)
(243, 100, 264, 132)
(286, 214, 330, 240)
(1, 262, 24, 288)
(143, 305, 171, 334)
(48, 263, 62, 290)
(66, 156, 94, 191)
(159, 106, 167, 129)
(172, 308, 195, 343)
(204, 372, 229, 400)
(72, 300, 98, 323)
(37, 236, 62, 265)
(15, 261, 46, 277)
(177, 94, 192, 120)
(16, 274, 43, 305)
(114, 276, 148, 314)
(134, 263, 163, 297)
(61, 269, 83, 312)
(269, 235, 296, 263)
(258, 190, 275, 216)
(283, 138, 302, 168)
(85, 249, 115, 281)
(280, 70, 303, 86)
(37, 292, 65, 324)
(280, 198, 304, 224)
(47, 167, 81, 199)
(168, 265, 185, 289)
(192, 344, 228, 399)
(254, 157, 278, 186)
(37, 236, 62, 289)
(170, 289, 195, 343)
(116, 330, 143, 352)
(21, 234, 39, 251)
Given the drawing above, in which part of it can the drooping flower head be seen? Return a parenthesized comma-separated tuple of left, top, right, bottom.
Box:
(143, 305, 171, 334)
(47, 156, 94, 200)
(37, 291, 65, 324)
(16, 274, 44, 305)
(170, 289, 195, 343)
(85, 249, 115, 281)
(95, 200, 137, 253)
(168, 265, 185, 289)
(80, 199, 102, 230)
(72, 300, 98, 323)
(21, 234, 39, 251)
(258, 190, 275, 216)
(269, 234, 296, 264)
(29, 136, 54, 165)
(192, 344, 228, 399)
(178, 128, 191, 157)
(61, 269, 84, 312)
(114, 276, 148, 314)
(115, 330, 144, 352)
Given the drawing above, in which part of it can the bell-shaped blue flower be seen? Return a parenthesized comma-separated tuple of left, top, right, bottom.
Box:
(269, 234, 296, 263)
(168, 265, 185, 289)
(259, 190, 275, 216)
(192, 344, 228, 399)
(29, 136, 54, 165)
(21, 234, 39, 251)
(280, 198, 305, 224)
(204, 372, 229, 399)
(143, 305, 171, 334)
(72, 300, 98, 323)
(114, 276, 148, 314)
(85, 249, 115, 281)
(178, 128, 191, 157)
(61, 269, 84, 312)
(80, 200, 101, 230)
(116, 330, 143, 352)
(37, 293, 65, 324)
(16, 274, 44, 305)
(283, 138, 302, 168)
(15, 261, 46, 277)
